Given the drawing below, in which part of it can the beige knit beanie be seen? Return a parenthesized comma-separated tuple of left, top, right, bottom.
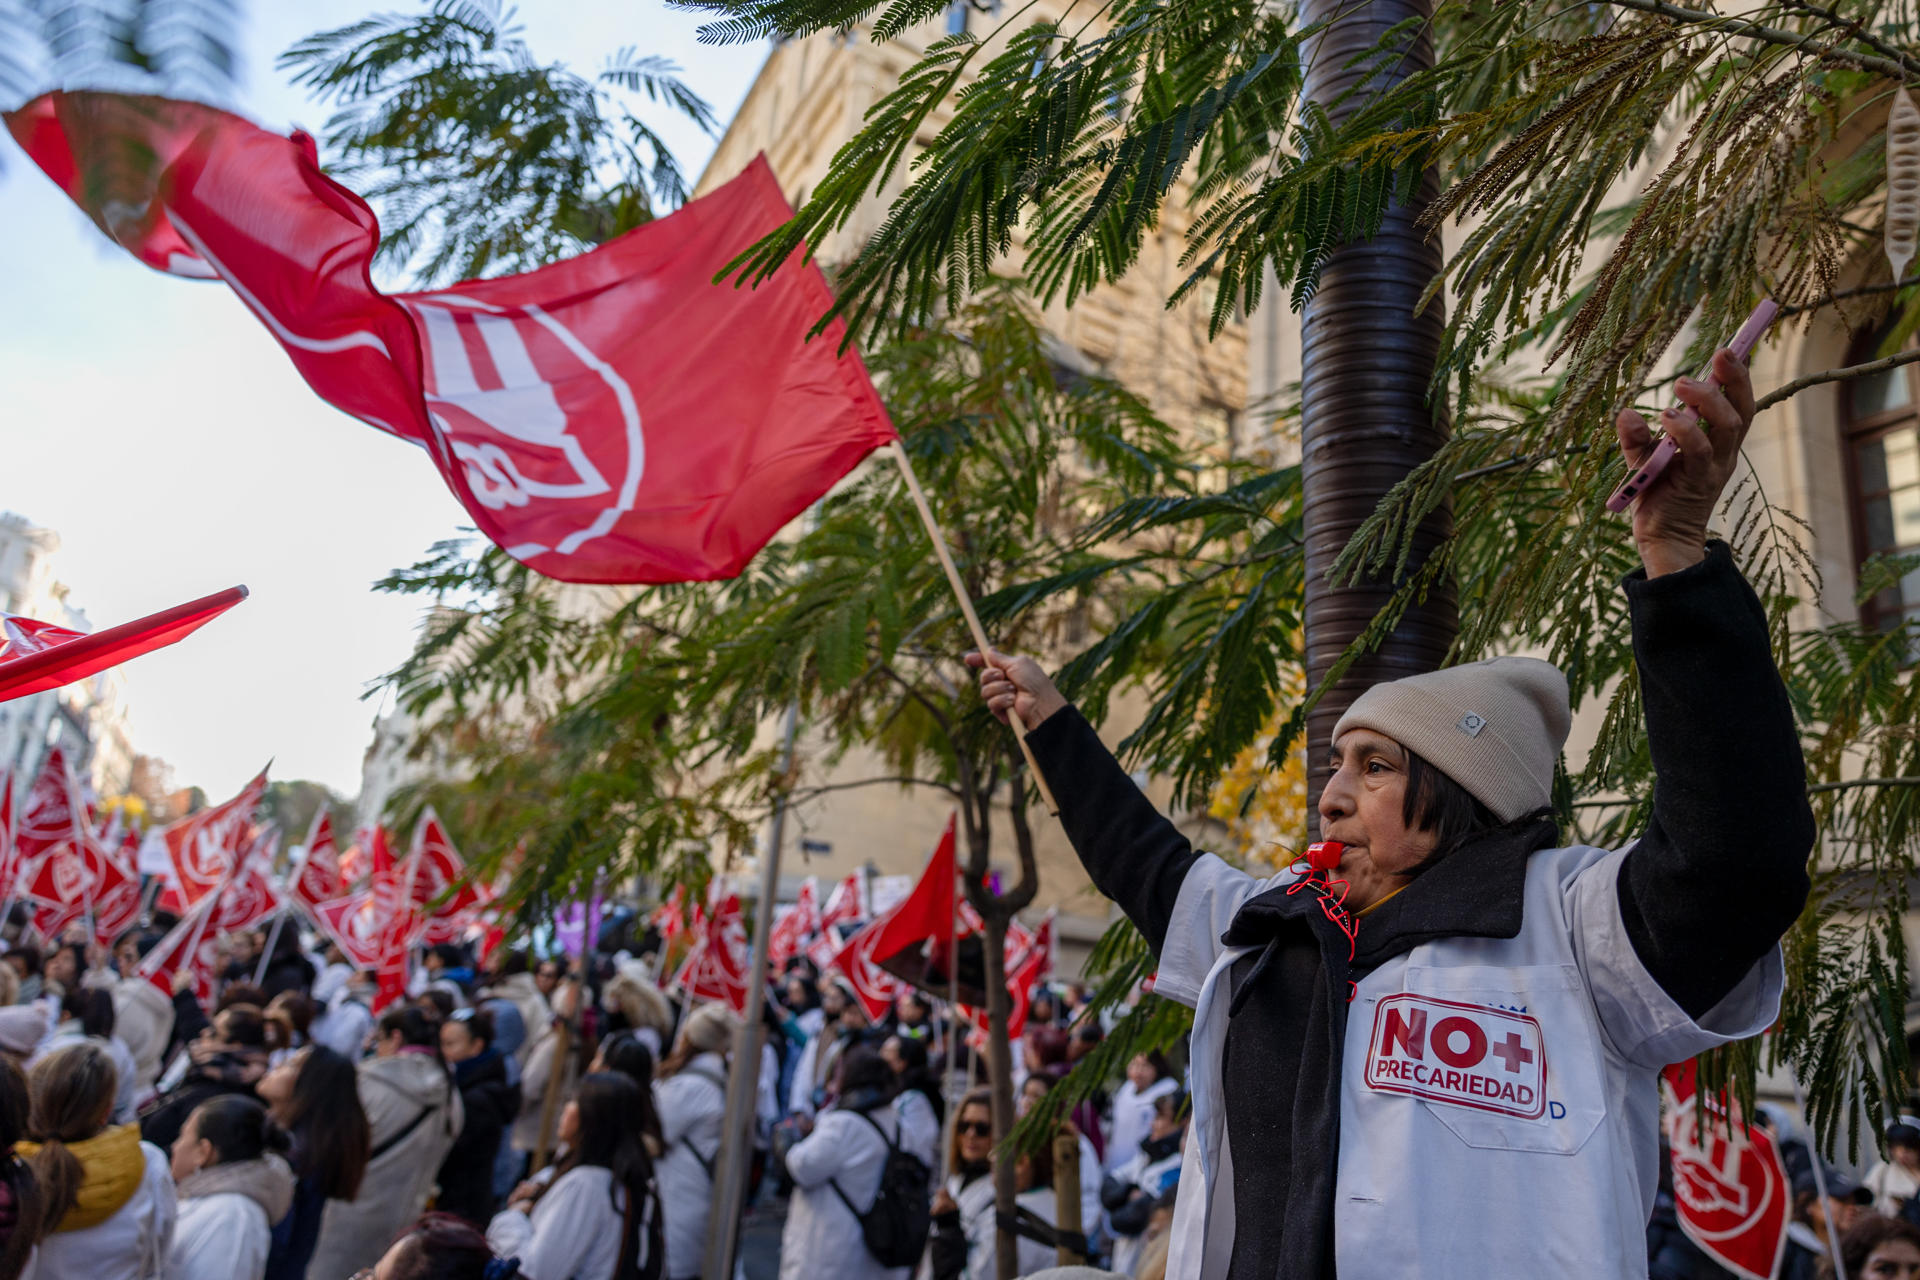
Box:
(1331, 656, 1571, 823)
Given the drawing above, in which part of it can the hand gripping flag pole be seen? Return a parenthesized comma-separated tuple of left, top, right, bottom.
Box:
(887, 444, 1061, 816)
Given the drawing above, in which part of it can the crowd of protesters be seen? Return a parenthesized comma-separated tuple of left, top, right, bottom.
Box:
(2, 885, 1913, 1280)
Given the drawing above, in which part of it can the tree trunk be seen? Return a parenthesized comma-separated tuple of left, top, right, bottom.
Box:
(1299, 0, 1456, 830)
(981, 913, 1020, 1280)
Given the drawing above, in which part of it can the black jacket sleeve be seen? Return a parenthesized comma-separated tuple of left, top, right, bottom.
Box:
(1025, 707, 1199, 954)
(1617, 541, 1815, 1018)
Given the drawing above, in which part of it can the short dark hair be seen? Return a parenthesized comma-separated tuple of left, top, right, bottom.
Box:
(6, 945, 40, 977)
(62, 987, 115, 1040)
(384, 1213, 503, 1280)
(189, 1094, 289, 1166)
(214, 1005, 267, 1048)
(448, 1007, 495, 1047)
(1401, 747, 1537, 873)
(835, 1045, 895, 1102)
(380, 1004, 441, 1050)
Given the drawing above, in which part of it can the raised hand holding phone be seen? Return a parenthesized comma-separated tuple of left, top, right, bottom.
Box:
(1609, 305, 1766, 578)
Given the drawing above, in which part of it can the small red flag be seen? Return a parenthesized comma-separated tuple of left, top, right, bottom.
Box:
(672, 891, 751, 1013)
(0, 587, 247, 703)
(9, 92, 898, 585)
(292, 810, 347, 910)
(820, 873, 864, 931)
(826, 919, 902, 1022)
(865, 815, 958, 964)
(404, 809, 482, 944)
(767, 878, 820, 969)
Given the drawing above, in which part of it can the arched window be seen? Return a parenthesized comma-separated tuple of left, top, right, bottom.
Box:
(1842, 333, 1920, 634)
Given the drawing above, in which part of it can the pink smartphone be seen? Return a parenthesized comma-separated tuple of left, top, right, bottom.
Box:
(1604, 299, 1779, 513)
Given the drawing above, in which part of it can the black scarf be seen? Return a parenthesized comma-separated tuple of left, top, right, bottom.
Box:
(1215, 814, 1558, 1280)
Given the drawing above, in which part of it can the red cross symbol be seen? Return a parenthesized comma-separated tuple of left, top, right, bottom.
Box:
(1490, 1031, 1534, 1074)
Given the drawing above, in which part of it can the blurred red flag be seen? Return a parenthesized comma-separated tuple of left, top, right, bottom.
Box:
(767, 878, 819, 969)
(0, 587, 247, 703)
(162, 767, 269, 906)
(404, 809, 482, 944)
(9, 92, 897, 585)
(292, 810, 347, 910)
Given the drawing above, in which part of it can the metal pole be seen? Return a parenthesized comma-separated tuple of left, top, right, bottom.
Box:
(1791, 1078, 1849, 1280)
(703, 697, 801, 1280)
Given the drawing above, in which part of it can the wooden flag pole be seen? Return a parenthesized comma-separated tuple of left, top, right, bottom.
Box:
(887, 444, 1060, 816)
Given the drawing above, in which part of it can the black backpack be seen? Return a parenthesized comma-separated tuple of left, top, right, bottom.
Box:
(830, 1108, 932, 1267)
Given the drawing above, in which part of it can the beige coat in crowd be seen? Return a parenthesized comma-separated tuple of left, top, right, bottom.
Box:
(307, 1050, 464, 1280)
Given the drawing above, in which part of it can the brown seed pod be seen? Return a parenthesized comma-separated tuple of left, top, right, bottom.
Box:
(1886, 88, 1920, 283)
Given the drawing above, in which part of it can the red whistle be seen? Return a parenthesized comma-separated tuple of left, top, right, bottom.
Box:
(1306, 841, 1345, 873)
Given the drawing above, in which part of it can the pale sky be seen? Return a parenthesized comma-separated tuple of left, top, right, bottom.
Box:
(0, 3, 767, 799)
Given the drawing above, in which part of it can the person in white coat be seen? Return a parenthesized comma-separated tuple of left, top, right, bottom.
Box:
(30, 988, 139, 1125)
(1019, 1073, 1101, 1247)
(307, 1006, 464, 1280)
(925, 1088, 1059, 1280)
(487, 1072, 663, 1280)
(166, 1095, 295, 1280)
(1102, 1052, 1178, 1179)
(17, 1041, 175, 1280)
(653, 1003, 738, 1280)
(972, 367, 1818, 1280)
(1101, 1094, 1184, 1277)
(780, 1046, 913, 1280)
(107, 936, 173, 1102)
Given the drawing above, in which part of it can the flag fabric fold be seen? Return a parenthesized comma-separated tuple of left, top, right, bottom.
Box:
(9, 92, 898, 585)
(0, 586, 247, 703)
(162, 767, 270, 907)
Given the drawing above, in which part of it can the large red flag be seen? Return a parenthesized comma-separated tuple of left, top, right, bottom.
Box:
(309, 889, 390, 972)
(9, 92, 898, 585)
(14, 745, 81, 869)
(0, 588, 247, 703)
(1662, 1063, 1791, 1279)
(163, 767, 269, 906)
(0, 774, 12, 890)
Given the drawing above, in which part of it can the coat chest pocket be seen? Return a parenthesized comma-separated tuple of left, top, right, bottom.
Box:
(1364, 963, 1607, 1156)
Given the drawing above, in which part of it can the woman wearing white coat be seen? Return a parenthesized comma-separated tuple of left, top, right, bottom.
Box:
(166, 1095, 295, 1280)
(1101, 1053, 1177, 1178)
(925, 1089, 1059, 1280)
(653, 1003, 739, 1280)
(17, 1042, 175, 1280)
(487, 1072, 663, 1280)
(973, 367, 1818, 1280)
(780, 1047, 913, 1280)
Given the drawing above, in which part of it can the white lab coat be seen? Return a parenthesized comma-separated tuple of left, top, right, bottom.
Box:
(1104, 1077, 1179, 1176)
(655, 1053, 729, 1279)
(934, 1171, 1059, 1280)
(488, 1165, 652, 1280)
(1156, 846, 1783, 1280)
(779, 1104, 909, 1280)
(21, 1140, 175, 1280)
(170, 1192, 270, 1280)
